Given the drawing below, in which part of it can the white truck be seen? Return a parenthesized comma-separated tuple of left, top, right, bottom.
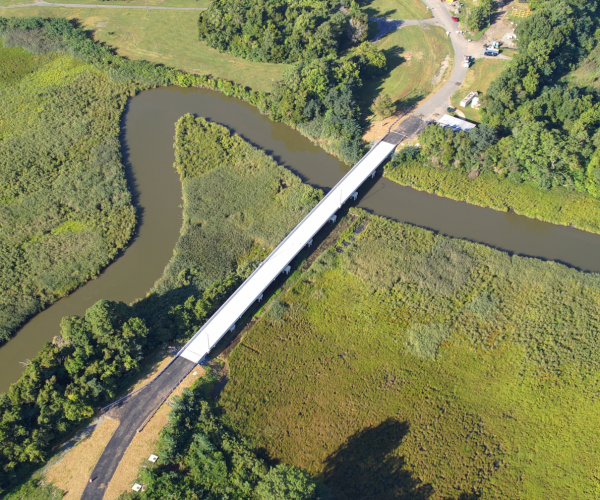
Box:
(463, 55, 471, 68)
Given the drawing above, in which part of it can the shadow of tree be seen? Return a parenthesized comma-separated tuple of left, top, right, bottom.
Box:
(322, 418, 433, 500)
(358, 46, 406, 123)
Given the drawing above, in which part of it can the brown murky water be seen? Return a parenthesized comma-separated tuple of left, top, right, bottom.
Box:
(1, 85, 600, 392)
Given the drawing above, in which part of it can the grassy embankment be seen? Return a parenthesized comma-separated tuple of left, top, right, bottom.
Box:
(363, 0, 429, 20)
(361, 25, 453, 113)
(148, 113, 321, 303)
(385, 161, 600, 235)
(0, 39, 136, 342)
(0, 7, 285, 92)
(450, 58, 508, 122)
(220, 210, 600, 500)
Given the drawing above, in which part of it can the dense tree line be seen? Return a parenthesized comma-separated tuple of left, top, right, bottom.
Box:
(198, 0, 368, 63)
(399, 0, 600, 198)
(124, 378, 321, 500)
(0, 110, 319, 494)
(196, 0, 387, 162)
(268, 44, 385, 162)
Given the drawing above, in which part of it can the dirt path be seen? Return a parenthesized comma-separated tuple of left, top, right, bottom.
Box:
(1, 0, 205, 9)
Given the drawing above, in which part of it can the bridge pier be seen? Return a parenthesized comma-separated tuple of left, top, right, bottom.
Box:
(329, 214, 337, 223)
(257, 293, 263, 302)
(229, 323, 236, 332)
(351, 191, 358, 201)
(307, 238, 313, 247)
(370, 170, 376, 179)
(284, 265, 291, 275)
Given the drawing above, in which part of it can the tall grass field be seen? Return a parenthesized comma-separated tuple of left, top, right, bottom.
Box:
(220, 209, 600, 499)
(0, 38, 136, 342)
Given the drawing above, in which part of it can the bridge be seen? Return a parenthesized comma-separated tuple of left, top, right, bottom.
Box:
(81, 134, 399, 500)
(180, 136, 397, 363)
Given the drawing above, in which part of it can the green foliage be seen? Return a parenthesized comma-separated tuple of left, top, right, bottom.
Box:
(220, 210, 600, 498)
(198, 0, 366, 64)
(0, 36, 137, 343)
(410, 1, 600, 204)
(123, 379, 319, 500)
(406, 322, 450, 359)
(0, 112, 320, 492)
(196, 0, 386, 162)
(3, 477, 63, 500)
(370, 93, 395, 119)
(0, 300, 148, 490)
(467, 0, 497, 32)
(385, 159, 600, 234)
(479, 0, 600, 193)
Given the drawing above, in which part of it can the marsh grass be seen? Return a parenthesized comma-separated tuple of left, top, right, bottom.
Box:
(151, 114, 321, 298)
(0, 39, 136, 342)
(385, 161, 600, 234)
(220, 209, 600, 499)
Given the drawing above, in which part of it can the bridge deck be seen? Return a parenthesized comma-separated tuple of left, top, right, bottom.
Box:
(180, 139, 397, 363)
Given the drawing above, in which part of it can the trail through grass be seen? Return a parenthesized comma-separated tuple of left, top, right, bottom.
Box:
(0, 7, 285, 92)
(220, 210, 600, 499)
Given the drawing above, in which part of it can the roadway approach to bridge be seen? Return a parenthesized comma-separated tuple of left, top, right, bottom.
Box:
(81, 133, 399, 500)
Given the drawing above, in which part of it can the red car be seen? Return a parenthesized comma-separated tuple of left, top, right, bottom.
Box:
(451, 16, 459, 22)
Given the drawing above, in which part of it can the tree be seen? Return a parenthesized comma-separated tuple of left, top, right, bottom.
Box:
(255, 464, 317, 500)
(370, 94, 395, 119)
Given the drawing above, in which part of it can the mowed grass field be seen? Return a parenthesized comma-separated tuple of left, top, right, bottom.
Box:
(451, 57, 508, 122)
(220, 211, 600, 500)
(0, 7, 286, 92)
(364, 0, 429, 20)
(359, 25, 453, 115)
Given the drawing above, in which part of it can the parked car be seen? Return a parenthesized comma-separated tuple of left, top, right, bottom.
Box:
(451, 16, 459, 22)
(484, 50, 499, 56)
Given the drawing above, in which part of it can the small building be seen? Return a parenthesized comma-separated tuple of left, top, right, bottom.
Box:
(437, 114, 476, 133)
(460, 91, 478, 107)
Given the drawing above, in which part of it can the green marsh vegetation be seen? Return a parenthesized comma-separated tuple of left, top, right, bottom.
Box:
(0, 35, 137, 343)
(390, 0, 600, 230)
(0, 113, 320, 493)
(123, 374, 322, 500)
(220, 210, 600, 499)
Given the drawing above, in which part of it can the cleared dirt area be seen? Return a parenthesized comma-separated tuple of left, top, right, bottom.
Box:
(46, 417, 120, 499)
(103, 368, 204, 500)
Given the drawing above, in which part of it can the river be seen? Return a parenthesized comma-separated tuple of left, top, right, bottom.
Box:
(1, 85, 599, 392)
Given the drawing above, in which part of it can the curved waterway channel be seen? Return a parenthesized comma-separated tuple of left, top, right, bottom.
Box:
(2, 85, 600, 391)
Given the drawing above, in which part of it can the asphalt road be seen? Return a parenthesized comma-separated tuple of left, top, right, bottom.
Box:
(1, 0, 205, 9)
(81, 356, 196, 500)
(410, 0, 470, 121)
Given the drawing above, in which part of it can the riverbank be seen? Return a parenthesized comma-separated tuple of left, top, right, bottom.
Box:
(385, 161, 600, 235)
(0, 38, 137, 344)
(220, 207, 600, 499)
(0, 112, 321, 495)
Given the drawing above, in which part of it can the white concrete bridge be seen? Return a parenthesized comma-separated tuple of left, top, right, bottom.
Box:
(180, 137, 398, 364)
